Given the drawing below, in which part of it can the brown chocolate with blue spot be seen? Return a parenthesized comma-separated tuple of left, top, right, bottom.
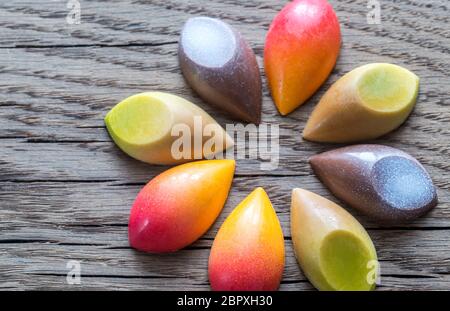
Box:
(310, 144, 438, 224)
(179, 17, 262, 124)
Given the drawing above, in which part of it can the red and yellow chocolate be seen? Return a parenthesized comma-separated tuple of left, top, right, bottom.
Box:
(128, 159, 235, 253)
(264, 0, 341, 115)
(209, 188, 285, 291)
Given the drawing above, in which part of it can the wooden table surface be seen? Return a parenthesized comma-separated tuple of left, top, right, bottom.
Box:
(1, 0, 449, 290)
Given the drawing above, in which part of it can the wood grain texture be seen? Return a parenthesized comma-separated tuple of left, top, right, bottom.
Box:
(1, 0, 449, 290)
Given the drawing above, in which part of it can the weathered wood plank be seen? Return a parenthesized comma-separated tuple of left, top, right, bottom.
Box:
(2, 230, 450, 290)
(0, 37, 448, 180)
(1, 179, 449, 290)
(1, 179, 449, 229)
(0, 39, 448, 140)
(0, 0, 449, 48)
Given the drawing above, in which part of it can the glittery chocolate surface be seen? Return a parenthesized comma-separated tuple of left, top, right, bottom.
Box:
(372, 156, 436, 210)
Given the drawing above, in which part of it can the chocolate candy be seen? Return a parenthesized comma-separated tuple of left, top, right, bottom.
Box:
(105, 92, 234, 165)
(291, 188, 378, 291)
(310, 144, 438, 223)
(179, 17, 262, 123)
(264, 0, 341, 116)
(303, 63, 419, 143)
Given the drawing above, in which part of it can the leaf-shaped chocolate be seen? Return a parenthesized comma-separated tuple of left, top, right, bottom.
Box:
(105, 92, 234, 165)
(264, 0, 341, 116)
(291, 188, 378, 291)
(310, 144, 438, 223)
(179, 17, 262, 124)
(129, 159, 235, 253)
(303, 63, 419, 143)
(209, 188, 284, 291)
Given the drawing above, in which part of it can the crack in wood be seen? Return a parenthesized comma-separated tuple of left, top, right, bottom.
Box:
(0, 239, 107, 246)
(29, 273, 182, 279)
(368, 227, 450, 231)
(0, 239, 55, 244)
(25, 138, 111, 143)
(0, 42, 178, 49)
(382, 274, 438, 279)
(280, 280, 310, 284)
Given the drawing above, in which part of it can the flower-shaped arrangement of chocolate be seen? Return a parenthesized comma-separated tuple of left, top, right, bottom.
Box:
(101, 0, 440, 292)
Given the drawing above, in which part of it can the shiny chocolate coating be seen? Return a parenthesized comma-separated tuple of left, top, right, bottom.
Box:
(310, 144, 438, 223)
(179, 17, 262, 124)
